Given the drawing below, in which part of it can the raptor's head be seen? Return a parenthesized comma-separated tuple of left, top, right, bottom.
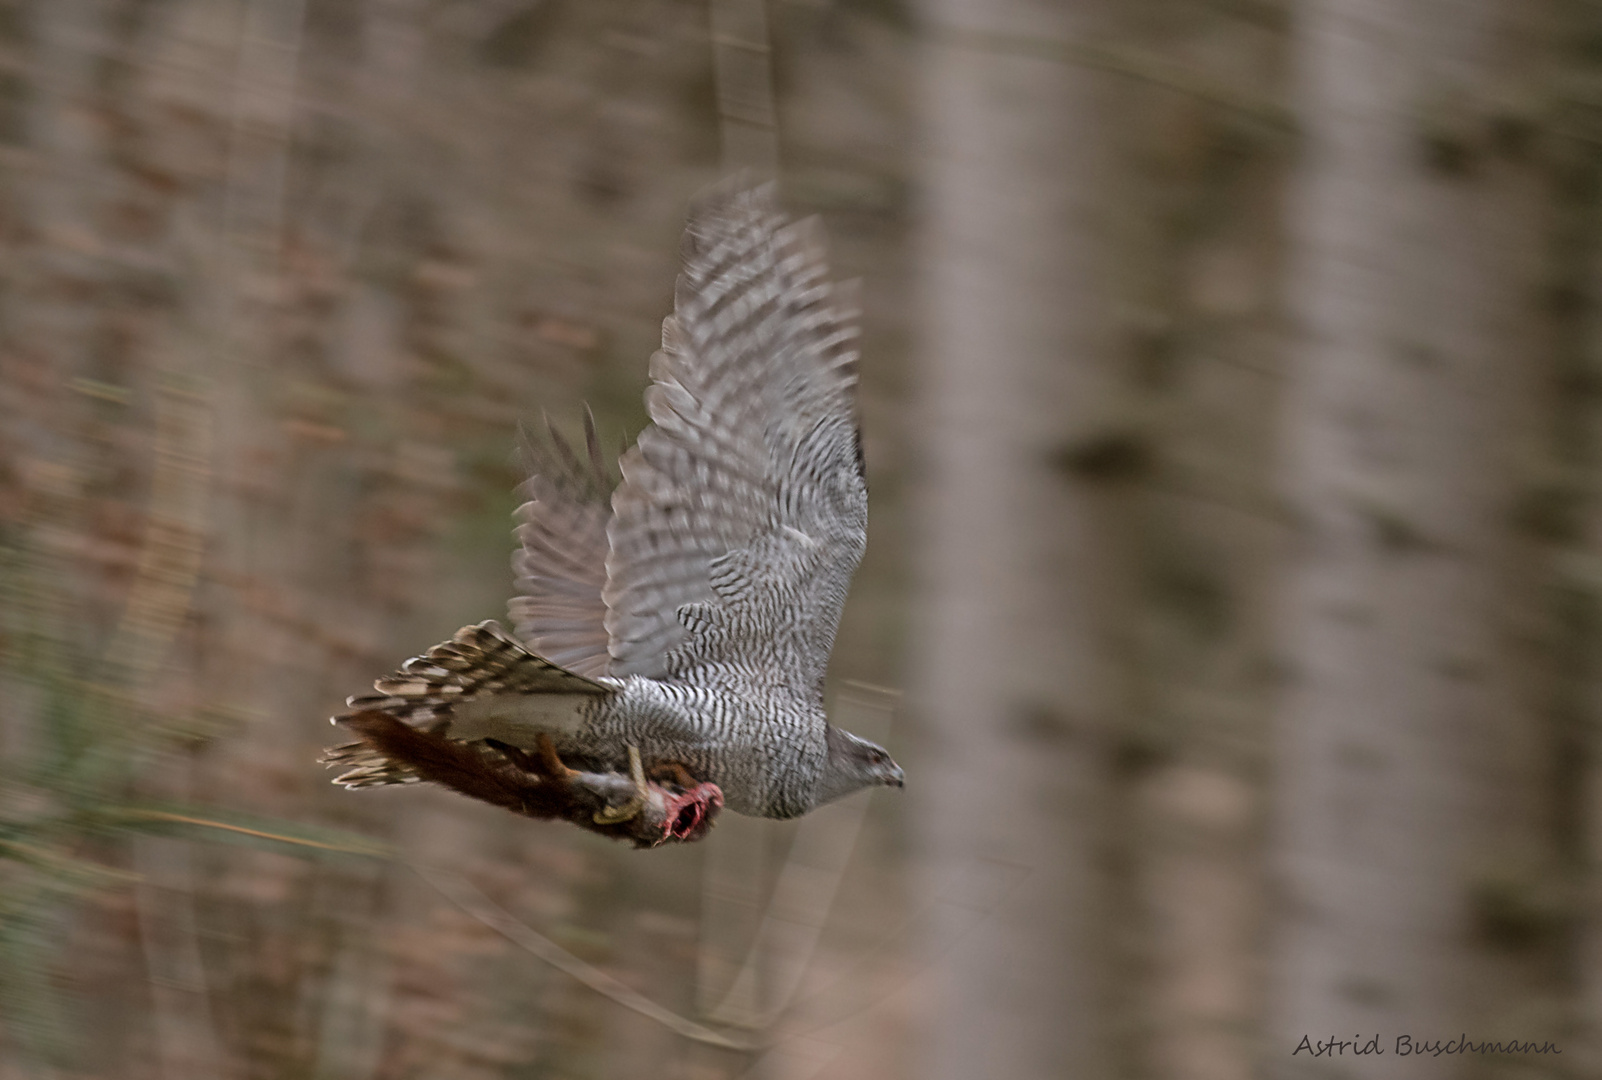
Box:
(816, 725, 904, 807)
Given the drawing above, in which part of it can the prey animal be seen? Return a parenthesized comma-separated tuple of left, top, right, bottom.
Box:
(323, 183, 904, 846)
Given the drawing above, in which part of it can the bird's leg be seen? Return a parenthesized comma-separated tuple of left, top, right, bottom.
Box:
(533, 733, 576, 779)
(484, 738, 544, 776)
(592, 745, 649, 825)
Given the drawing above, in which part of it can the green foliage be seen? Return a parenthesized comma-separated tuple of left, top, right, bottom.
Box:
(0, 526, 385, 1070)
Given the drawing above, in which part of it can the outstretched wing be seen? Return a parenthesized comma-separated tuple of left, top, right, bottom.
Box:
(601, 183, 867, 694)
(508, 411, 613, 678)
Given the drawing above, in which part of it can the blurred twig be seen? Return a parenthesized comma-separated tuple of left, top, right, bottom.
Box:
(927, 22, 1294, 129)
(112, 304, 220, 1080)
(123, 377, 222, 1080)
(114, 808, 395, 859)
(411, 860, 768, 1052)
(710, 0, 778, 174)
(136, 772, 978, 1064)
(702, 686, 896, 1031)
(101, 373, 213, 686)
(395, 841, 1032, 1066)
(103, 809, 765, 1048)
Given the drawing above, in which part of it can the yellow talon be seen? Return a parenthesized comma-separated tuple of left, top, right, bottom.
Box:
(593, 745, 649, 825)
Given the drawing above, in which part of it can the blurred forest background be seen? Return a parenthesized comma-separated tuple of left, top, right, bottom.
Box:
(0, 0, 1599, 1078)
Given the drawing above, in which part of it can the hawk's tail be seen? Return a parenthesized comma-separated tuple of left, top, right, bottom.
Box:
(321, 620, 610, 788)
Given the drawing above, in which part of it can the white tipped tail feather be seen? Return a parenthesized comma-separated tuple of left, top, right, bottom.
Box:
(322, 621, 611, 788)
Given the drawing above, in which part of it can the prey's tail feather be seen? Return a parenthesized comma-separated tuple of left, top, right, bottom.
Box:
(322, 620, 612, 788)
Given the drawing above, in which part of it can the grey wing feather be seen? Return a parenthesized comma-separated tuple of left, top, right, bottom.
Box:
(509, 412, 613, 678)
(602, 181, 867, 693)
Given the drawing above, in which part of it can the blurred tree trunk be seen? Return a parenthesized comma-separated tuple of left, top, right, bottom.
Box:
(1100, 8, 1289, 1080)
(1270, 1, 1551, 1073)
(1548, 6, 1602, 1071)
(912, 3, 1118, 1077)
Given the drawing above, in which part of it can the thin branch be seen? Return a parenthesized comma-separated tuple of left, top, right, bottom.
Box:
(701, 688, 896, 1030)
(410, 861, 767, 1052)
(118, 810, 395, 858)
(710, 0, 779, 174)
(927, 22, 1294, 129)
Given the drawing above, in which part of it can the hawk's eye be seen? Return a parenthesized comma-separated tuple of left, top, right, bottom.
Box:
(869, 750, 885, 765)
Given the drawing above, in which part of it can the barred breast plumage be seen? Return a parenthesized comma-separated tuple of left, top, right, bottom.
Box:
(323, 181, 903, 829)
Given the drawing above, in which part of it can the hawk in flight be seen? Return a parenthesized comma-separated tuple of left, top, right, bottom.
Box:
(324, 184, 903, 846)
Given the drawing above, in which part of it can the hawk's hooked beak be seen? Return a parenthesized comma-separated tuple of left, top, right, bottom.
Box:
(884, 763, 905, 789)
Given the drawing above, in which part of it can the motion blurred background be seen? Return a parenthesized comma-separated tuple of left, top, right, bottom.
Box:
(0, 0, 1594, 1077)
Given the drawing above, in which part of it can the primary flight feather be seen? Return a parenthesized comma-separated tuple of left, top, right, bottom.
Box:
(324, 182, 903, 840)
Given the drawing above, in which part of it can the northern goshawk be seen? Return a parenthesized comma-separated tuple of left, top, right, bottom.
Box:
(323, 183, 903, 846)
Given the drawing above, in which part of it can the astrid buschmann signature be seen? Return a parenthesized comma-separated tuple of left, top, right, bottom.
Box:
(1293, 1035, 1561, 1058)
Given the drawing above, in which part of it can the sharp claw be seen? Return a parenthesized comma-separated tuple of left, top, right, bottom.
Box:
(593, 745, 649, 825)
(592, 801, 642, 825)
